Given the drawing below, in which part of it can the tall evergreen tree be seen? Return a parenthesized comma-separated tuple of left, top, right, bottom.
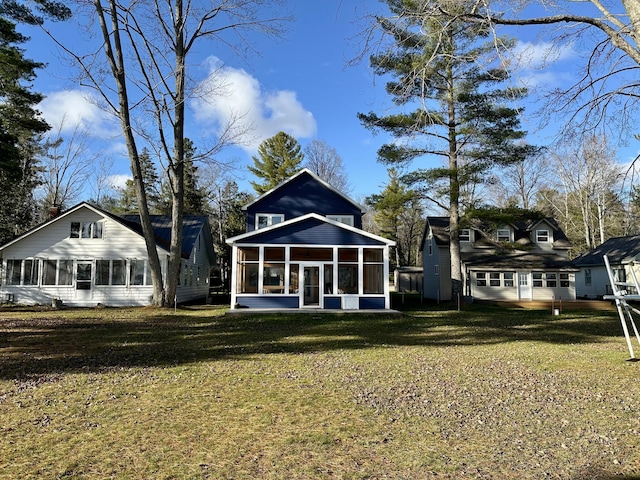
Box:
(248, 131, 304, 194)
(115, 148, 160, 214)
(366, 168, 421, 269)
(0, 17, 49, 243)
(358, 0, 539, 299)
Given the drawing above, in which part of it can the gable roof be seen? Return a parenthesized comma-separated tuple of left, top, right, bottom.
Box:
(227, 212, 395, 246)
(242, 168, 366, 213)
(0, 202, 213, 260)
(573, 234, 640, 267)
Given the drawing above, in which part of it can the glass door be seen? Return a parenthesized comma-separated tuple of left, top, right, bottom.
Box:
(303, 266, 320, 307)
(76, 261, 92, 290)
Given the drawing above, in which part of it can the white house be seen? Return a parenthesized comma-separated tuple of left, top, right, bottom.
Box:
(0, 202, 215, 307)
(421, 216, 577, 302)
(573, 234, 640, 299)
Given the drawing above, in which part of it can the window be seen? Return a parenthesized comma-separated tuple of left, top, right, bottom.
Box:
(328, 215, 354, 226)
(95, 260, 126, 286)
(560, 273, 570, 288)
(476, 272, 487, 287)
(324, 264, 334, 294)
(546, 272, 557, 288)
(363, 248, 384, 294)
(237, 247, 259, 293)
(489, 272, 501, 287)
(96, 260, 110, 285)
(290, 247, 332, 261)
(263, 247, 285, 293)
(256, 214, 283, 230)
(497, 229, 511, 242)
(23, 260, 38, 285)
(585, 269, 592, 286)
(434, 265, 439, 276)
(533, 272, 543, 287)
(70, 222, 103, 239)
(504, 272, 515, 287)
(536, 230, 550, 243)
(428, 241, 433, 256)
(338, 248, 358, 294)
(42, 259, 72, 285)
(459, 229, 471, 242)
(130, 259, 150, 286)
(6, 259, 22, 285)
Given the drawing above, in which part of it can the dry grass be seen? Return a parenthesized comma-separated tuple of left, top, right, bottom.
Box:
(1, 303, 639, 479)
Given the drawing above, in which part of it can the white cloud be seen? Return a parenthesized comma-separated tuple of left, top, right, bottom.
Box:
(511, 41, 576, 70)
(107, 173, 131, 190)
(39, 90, 115, 138)
(191, 57, 317, 152)
(506, 41, 578, 89)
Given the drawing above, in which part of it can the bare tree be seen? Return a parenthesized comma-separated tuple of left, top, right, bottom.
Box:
(45, 0, 289, 306)
(37, 119, 96, 215)
(462, 1, 640, 145)
(488, 151, 552, 209)
(548, 135, 624, 250)
(304, 139, 350, 192)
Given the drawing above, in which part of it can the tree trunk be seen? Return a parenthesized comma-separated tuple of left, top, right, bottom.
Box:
(165, 0, 186, 308)
(96, 0, 164, 306)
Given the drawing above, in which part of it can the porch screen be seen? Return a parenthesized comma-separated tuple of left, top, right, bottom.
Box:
(338, 248, 358, 294)
(237, 247, 259, 293)
(363, 248, 384, 294)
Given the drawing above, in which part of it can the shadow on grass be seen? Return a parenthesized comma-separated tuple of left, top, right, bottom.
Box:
(0, 303, 625, 379)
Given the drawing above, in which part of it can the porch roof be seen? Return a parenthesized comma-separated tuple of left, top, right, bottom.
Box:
(461, 251, 578, 270)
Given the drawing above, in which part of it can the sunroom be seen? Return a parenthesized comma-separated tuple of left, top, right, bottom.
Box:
(227, 214, 395, 310)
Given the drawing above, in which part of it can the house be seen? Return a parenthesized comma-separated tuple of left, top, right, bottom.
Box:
(421, 216, 577, 302)
(572, 234, 640, 299)
(0, 202, 214, 307)
(226, 169, 396, 310)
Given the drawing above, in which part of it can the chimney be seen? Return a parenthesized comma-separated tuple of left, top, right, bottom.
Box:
(49, 204, 61, 219)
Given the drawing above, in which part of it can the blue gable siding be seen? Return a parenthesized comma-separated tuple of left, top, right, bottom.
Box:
(246, 171, 363, 230)
(236, 217, 386, 246)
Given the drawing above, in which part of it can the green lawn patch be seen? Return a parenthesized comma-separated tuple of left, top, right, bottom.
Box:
(1, 304, 639, 479)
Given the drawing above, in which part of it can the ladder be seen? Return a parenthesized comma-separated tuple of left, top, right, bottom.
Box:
(602, 254, 640, 361)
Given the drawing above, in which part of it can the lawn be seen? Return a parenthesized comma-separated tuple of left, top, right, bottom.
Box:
(1, 303, 639, 479)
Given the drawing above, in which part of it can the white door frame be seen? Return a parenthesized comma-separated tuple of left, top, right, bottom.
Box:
(517, 270, 532, 300)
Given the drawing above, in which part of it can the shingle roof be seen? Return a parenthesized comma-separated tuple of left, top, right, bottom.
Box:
(572, 234, 640, 266)
(462, 251, 577, 270)
(119, 214, 210, 259)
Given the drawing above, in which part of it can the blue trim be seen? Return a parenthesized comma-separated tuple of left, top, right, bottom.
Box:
(324, 297, 342, 309)
(236, 217, 386, 246)
(359, 297, 386, 309)
(235, 296, 300, 309)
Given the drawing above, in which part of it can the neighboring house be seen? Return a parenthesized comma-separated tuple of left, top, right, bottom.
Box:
(226, 169, 396, 310)
(0, 202, 214, 307)
(421, 216, 577, 302)
(573, 234, 640, 299)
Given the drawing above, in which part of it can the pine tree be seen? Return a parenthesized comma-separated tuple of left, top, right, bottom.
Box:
(248, 131, 304, 194)
(358, 0, 539, 298)
(0, 17, 49, 243)
(115, 148, 160, 213)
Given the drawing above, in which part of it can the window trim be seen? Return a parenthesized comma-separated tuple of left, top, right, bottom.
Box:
(536, 229, 550, 243)
(255, 213, 284, 230)
(327, 215, 354, 227)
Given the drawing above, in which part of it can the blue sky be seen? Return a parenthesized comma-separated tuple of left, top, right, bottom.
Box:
(19, 1, 640, 206)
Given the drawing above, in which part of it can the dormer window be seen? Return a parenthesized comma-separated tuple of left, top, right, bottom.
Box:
(256, 214, 283, 230)
(459, 229, 471, 242)
(497, 229, 511, 242)
(327, 215, 354, 227)
(536, 230, 550, 243)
